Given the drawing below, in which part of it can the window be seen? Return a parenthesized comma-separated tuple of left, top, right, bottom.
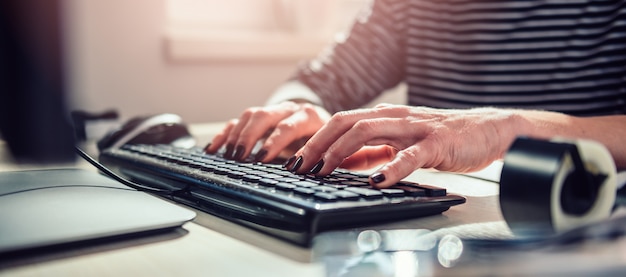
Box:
(164, 0, 370, 62)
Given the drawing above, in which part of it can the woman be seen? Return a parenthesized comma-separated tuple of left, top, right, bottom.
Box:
(206, 0, 626, 188)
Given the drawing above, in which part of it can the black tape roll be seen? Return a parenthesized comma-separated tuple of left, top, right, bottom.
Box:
(499, 137, 616, 238)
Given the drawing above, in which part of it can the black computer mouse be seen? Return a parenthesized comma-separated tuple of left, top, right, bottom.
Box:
(97, 113, 196, 151)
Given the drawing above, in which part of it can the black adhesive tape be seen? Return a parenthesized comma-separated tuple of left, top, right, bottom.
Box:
(499, 137, 616, 238)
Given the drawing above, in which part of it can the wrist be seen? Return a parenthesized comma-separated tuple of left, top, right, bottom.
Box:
(499, 108, 585, 148)
(266, 81, 324, 107)
(482, 108, 532, 158)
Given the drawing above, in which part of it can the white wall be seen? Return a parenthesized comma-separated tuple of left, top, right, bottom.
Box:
(64, 0, 404, 124)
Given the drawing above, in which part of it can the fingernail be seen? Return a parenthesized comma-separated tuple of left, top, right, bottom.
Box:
(290, 156, 303, 173)
(283, 156, 296, 168)
(371, 172, 386, 184)
(233, 144, 245, 161)
(204, 143, 212, 152)
(254, 149, 268, 162)
(310, 159, 324, 174)
(224, 143, 235, 159)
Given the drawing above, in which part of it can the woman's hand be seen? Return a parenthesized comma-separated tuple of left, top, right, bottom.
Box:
(205, 101, 331, 163)
(285, 104, 523, 188)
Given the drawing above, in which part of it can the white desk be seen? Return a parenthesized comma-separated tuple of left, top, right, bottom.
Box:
(1, 123, 626, 276)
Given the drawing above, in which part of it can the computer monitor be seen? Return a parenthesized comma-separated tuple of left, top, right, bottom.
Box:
(0, 0, 76, 163)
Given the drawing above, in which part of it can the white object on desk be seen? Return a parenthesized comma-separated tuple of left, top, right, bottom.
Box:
(0, 168, 195, 254)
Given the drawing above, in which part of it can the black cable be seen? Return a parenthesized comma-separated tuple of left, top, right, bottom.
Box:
(74, 146, 175, 196)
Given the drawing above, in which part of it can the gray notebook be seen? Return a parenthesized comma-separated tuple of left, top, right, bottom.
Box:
(0, 168, 196, 254)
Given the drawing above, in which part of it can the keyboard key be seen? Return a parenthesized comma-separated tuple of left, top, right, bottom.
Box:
(344, 187, 384, 199)
(293, 181, 318, 188)
(294, 187, 316, 196)
(276, 183, 297, 191)
(276, 177, 302, 183)
(243, 175, 263, 182)
(314, 192, 338, 202)
(416, 184, 447, 197)
(334, 173, 359, 179)
(227, 171, 246, 179)
(391, 185, 427, 197)
(324, 177, 348, 183)
(259, 179, 278, 187)
(380, 189, 406, 198)
(187, 161, 205, 169)
(340, 180, 370, 187)
(312, 186, 338, 193)
(200, 164, 218, 172)
(236, 168, 262, 174)
(259, 173, 283, 179)
(331, 190, 360, 200)
(212, 168, 229, 175)
(324, 184, 347, 189)
(352, 177, 371, 183)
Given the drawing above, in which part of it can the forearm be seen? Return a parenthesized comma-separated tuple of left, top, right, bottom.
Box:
(513, 110, 626, 169)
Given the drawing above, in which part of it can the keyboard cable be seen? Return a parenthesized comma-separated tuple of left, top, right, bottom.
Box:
(74, 145, 177, 196)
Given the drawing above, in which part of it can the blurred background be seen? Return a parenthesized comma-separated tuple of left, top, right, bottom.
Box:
(63, 0, 406, 124)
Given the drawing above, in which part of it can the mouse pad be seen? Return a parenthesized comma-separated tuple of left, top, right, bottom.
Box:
(0, 168, 196, 254)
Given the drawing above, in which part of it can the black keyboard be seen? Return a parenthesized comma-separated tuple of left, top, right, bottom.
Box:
(99, 144, 466, 246)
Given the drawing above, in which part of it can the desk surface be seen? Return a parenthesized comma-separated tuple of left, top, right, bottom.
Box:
(1, 122, 626, 276)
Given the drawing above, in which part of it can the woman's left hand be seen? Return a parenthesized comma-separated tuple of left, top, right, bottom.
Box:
(285, 104, 523, 188)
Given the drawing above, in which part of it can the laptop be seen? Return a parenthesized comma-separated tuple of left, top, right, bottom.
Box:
(0, 168, 196, 255)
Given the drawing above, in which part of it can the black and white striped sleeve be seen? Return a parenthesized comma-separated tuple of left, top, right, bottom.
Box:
(290, 0, 409, 114)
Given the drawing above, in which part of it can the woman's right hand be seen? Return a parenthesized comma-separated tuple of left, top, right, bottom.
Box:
(204, 101, 331, 163)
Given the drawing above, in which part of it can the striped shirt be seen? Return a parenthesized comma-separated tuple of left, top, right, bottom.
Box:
(292, 0, 626, 116)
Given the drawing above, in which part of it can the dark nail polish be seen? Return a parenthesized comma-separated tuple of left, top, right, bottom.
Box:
(233, 144, 245, 161)
(290, 156, 303, 173)
(203, 143, 212, 152)
(224, 143, 235, 159)
(371, 172, 386, 184)
(283, 156, 296, 168)
(254, 149, 268, 162)
(310, 159, 324, 174)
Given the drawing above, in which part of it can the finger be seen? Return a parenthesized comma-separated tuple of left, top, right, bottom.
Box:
(308, 118, 391, 175)
(217, 116, 253, 160)
(258, 107, 326, 163)
(370, 146, 429, 189)
(301, 117, 422, 176)
(205, 119, 237, 154)
(339, 145, 397, 170)
(232, 109, 287, 161)
(293, 105, 416, 173)
(289, 110, 385, 173)
(229, 103, 306, 161)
